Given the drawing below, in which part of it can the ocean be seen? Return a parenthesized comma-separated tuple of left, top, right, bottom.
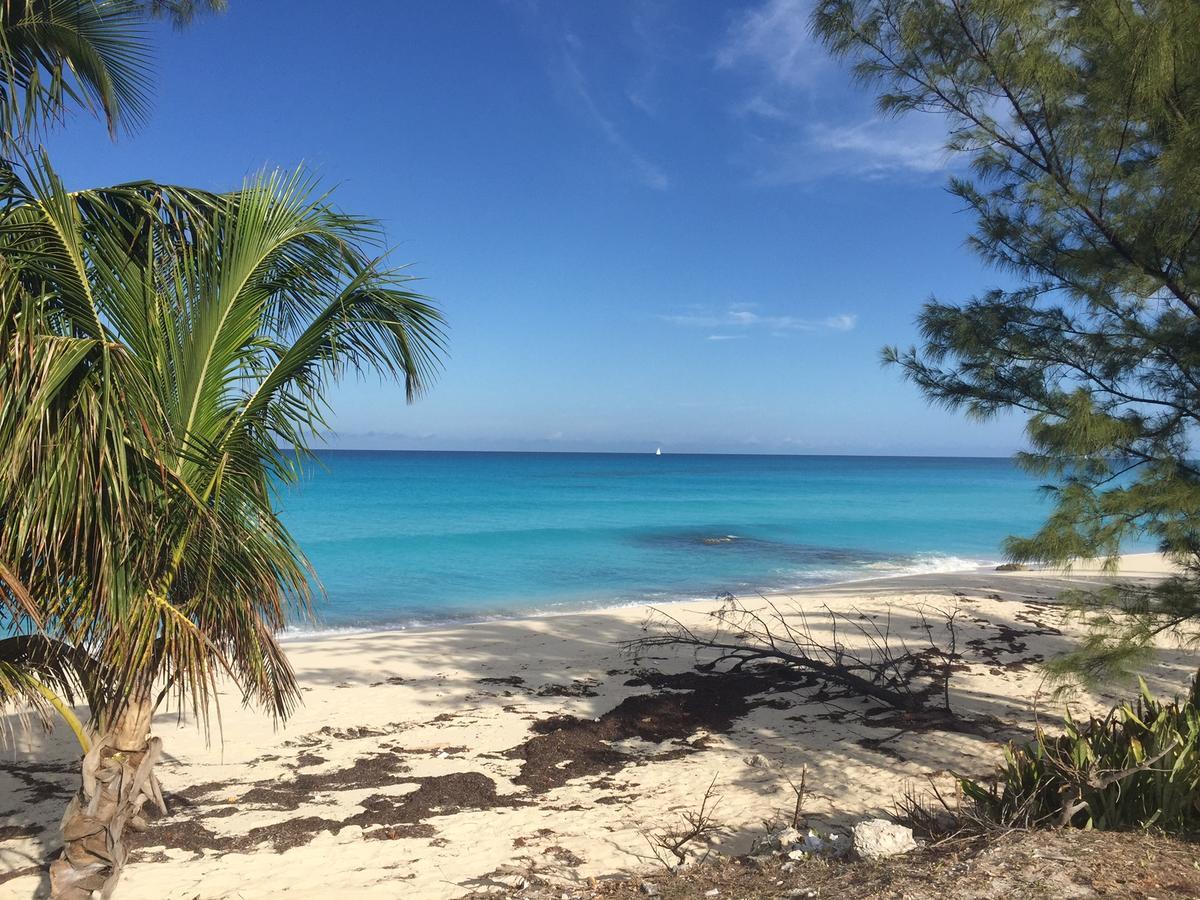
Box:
(278, 451, 1057, 633)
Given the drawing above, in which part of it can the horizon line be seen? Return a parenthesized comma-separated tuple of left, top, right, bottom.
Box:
(298, 447, 1017, 460)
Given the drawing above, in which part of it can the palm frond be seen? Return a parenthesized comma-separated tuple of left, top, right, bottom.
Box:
(0, 155, 446, 734)
(0, 0, 153, 144)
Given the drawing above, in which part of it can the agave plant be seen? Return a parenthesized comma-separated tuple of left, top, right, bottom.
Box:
(0, 153, 444, 896)
(961, 675, 1200, 831)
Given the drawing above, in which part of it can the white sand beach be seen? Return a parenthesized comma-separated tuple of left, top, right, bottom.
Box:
(1, 553, 1193, 899)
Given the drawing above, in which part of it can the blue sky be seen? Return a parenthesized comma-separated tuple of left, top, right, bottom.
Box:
(46, 0, 1027, 455)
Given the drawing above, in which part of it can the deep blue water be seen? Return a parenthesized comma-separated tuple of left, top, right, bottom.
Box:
(278, 451, 1056, 632)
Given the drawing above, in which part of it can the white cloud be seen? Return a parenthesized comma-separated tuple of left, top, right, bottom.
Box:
(807, 116, 951, 175)
(717, 0, 956, 182)
(716, 0, 825, 90)
(741, 112, 955, 183)
(736, 94, 791, 121)
(821, 313, 858, 331)
(663, 304, 857, 336)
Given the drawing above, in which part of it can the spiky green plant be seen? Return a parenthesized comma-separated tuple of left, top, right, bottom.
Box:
(962, 676, 1200, 831)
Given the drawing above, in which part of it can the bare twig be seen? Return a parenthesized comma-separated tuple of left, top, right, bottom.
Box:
(640, 774, 725, 871)
(786, 765, 808, 829)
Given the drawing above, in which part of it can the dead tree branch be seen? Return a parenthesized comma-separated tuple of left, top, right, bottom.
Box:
(625, 593, 965, 716)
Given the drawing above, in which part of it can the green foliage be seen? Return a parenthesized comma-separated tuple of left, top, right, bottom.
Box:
(961, 675, 1200, 831)
(0, 0, 153, 144)
(0, 154, 445, 729)
(814, 0, 1200, 680)
(0, 0, 222, 147)
(142, 0, 226, 28)
(0, 3, 445, 737)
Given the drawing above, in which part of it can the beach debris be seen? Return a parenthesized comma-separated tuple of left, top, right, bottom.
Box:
(850, 819, 918, 860)
(753, 825, 846, 860)
(744, 753, 773, 770)
(508, 667, 803, 793)
(762, 825, 803, 853)
(478, 675, 526, 687)
(537, 679, 600, 698)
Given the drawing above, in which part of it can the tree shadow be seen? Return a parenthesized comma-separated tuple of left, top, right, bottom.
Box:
(1, 571, 1194, 897)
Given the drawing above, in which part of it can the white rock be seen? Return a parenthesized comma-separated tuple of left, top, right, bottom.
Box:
(769, 826, 804, 851)
(850, 819, 918, 860)
(704, 890, 720, 898)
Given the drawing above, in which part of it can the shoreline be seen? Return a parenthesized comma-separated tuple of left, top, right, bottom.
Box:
(1, 552, 1189, 900)
(278, 550, 1172, 642)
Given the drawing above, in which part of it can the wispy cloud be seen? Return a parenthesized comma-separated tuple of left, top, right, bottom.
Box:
(716, 0, 826, 90)
(735, 94, 791, 122)
(717, 0, 955, 182)
(810, 116, 950, 174)
(624, 3, 668, 117)
(664, 304, 857, 336)
(559, 32, 669, 190)
(748, 112, 954, 183)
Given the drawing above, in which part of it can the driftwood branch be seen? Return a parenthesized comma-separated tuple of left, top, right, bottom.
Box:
(624, 593, 965, 716)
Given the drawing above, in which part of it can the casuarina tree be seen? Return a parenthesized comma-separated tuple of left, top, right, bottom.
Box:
(813, 0, 1200, 681)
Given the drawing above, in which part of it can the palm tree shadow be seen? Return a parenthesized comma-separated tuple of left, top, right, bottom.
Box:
(0, 571, 1194, 895)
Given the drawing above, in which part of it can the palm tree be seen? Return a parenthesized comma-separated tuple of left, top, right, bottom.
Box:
(0, 154, 444, 897)
(0, 0, 160, 742)
(0, 0, 154, 144)
(0, 4, 444, 895)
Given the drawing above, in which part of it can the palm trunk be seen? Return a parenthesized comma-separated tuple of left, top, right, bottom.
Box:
(49, 694, 167, 899)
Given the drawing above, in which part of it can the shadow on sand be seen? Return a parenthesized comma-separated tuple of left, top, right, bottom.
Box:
(1, 570, 1194, 897)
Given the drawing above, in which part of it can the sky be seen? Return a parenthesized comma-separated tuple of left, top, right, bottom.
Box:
(45, 0, 1029, 456)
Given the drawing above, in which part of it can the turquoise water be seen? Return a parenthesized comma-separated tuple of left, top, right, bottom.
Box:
(279, 451, 1055, 632)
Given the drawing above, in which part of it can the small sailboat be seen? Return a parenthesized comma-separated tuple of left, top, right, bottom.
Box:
(655, 447, 662, 456)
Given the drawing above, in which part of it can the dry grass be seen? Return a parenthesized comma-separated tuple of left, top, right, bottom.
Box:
(471, 828, 1200, 899)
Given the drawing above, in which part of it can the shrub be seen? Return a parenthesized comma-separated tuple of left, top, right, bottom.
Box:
(961, 675, 1200, 832)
